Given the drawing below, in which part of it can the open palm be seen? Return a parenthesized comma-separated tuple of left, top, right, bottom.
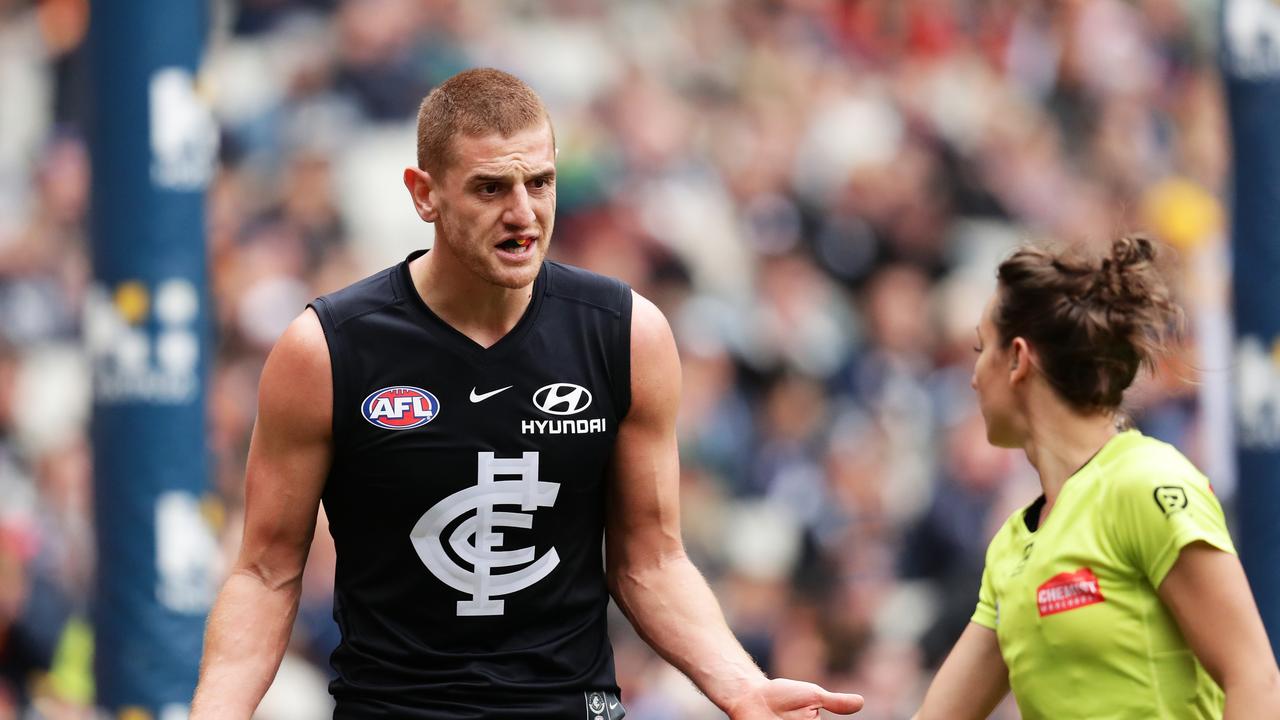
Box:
(728, 678, 865, 719)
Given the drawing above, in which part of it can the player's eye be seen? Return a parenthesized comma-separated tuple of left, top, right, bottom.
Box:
(973, 344, 983, 354)
(480, 182, 500, 195)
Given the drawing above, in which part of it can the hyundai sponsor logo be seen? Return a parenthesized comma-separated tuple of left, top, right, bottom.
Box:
(533, 383, 592, 416)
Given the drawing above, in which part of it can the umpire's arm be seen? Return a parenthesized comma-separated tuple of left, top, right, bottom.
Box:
(604, 292, 862, 719)
(191, 309, 333, 719)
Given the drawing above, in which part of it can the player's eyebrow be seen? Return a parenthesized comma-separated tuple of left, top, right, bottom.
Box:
(466, 168, 555, 185)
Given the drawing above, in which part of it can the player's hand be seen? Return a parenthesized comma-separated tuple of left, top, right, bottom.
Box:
(727, 678, 865, 718)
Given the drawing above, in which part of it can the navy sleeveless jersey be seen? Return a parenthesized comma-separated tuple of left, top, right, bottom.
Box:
(308, 251, 632, 718)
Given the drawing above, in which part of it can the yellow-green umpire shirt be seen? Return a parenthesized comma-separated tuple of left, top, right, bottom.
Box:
(971, 430, 1235, 719)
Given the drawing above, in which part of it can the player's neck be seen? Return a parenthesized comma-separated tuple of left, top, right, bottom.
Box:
(1021, 396, 1118, 506)
(410, 247, 535, 348)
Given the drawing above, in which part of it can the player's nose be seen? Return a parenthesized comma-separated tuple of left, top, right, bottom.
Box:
(504, 184, 536, 228)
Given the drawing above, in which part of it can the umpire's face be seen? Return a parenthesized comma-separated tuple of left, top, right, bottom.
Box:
(972, 293, 1024, 448)
(421, 120, 557, 291)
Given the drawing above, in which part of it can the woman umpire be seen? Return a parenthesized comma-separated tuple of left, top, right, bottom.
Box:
(913, 235, 1280, 719)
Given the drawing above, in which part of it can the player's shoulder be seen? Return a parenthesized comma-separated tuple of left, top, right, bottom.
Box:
(260, 309, 332, 422)
(311, 262, 403, 328)
(542, 260, 632, 317)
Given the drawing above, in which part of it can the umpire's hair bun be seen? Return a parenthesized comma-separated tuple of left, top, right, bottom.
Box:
(994, 234, 1182, 411)
(1093, 234, 1158, 308)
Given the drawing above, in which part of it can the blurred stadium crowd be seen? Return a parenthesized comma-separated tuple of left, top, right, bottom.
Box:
(0, 0, 1236, 717)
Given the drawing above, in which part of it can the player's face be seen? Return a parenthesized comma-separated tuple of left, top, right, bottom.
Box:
(971, 294, 1022, 448)
(432, 122, 556, 289)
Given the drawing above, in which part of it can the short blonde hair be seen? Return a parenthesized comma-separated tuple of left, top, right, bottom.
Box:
(415, 68, 552, 175)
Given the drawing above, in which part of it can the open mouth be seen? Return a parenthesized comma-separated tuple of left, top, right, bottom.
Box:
(497, 236, 536, 253)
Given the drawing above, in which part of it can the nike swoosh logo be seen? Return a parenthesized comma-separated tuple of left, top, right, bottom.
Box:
(469, 386, 513, 403)
(608, 699, 619, 711)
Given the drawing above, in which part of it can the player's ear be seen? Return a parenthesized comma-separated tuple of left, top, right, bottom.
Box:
(1009, 337, 1031, 384)
(404, 166, 439, 223)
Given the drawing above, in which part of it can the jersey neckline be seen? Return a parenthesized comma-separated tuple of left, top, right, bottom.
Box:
(396, 249, 547, 361)
(1021, 429, 1142, 534)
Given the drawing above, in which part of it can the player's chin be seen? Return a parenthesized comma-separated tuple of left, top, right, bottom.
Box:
(485, 257, 542, 290)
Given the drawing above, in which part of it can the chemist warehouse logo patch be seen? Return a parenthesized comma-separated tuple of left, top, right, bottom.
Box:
(1037, 567, 1105, 617)
(361, 386, 440, 430)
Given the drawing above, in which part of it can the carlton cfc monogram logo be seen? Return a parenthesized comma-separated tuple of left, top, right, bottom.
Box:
(409, 452, 559, 616)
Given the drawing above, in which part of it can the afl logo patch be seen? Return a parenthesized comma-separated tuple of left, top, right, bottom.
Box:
(361, 386, 439, 430)
(533, 383, 592, 416)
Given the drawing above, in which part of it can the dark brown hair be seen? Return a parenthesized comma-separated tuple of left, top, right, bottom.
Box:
(415, 68, 552, 175)
(993, 234, 1183, 411)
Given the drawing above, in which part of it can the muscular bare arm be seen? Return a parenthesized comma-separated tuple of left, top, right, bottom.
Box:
(912, 622, 1009, 720)
(1158, 542, 1280, 720)
(605, 292, 863, 719)
(190, 309, 333, 719)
